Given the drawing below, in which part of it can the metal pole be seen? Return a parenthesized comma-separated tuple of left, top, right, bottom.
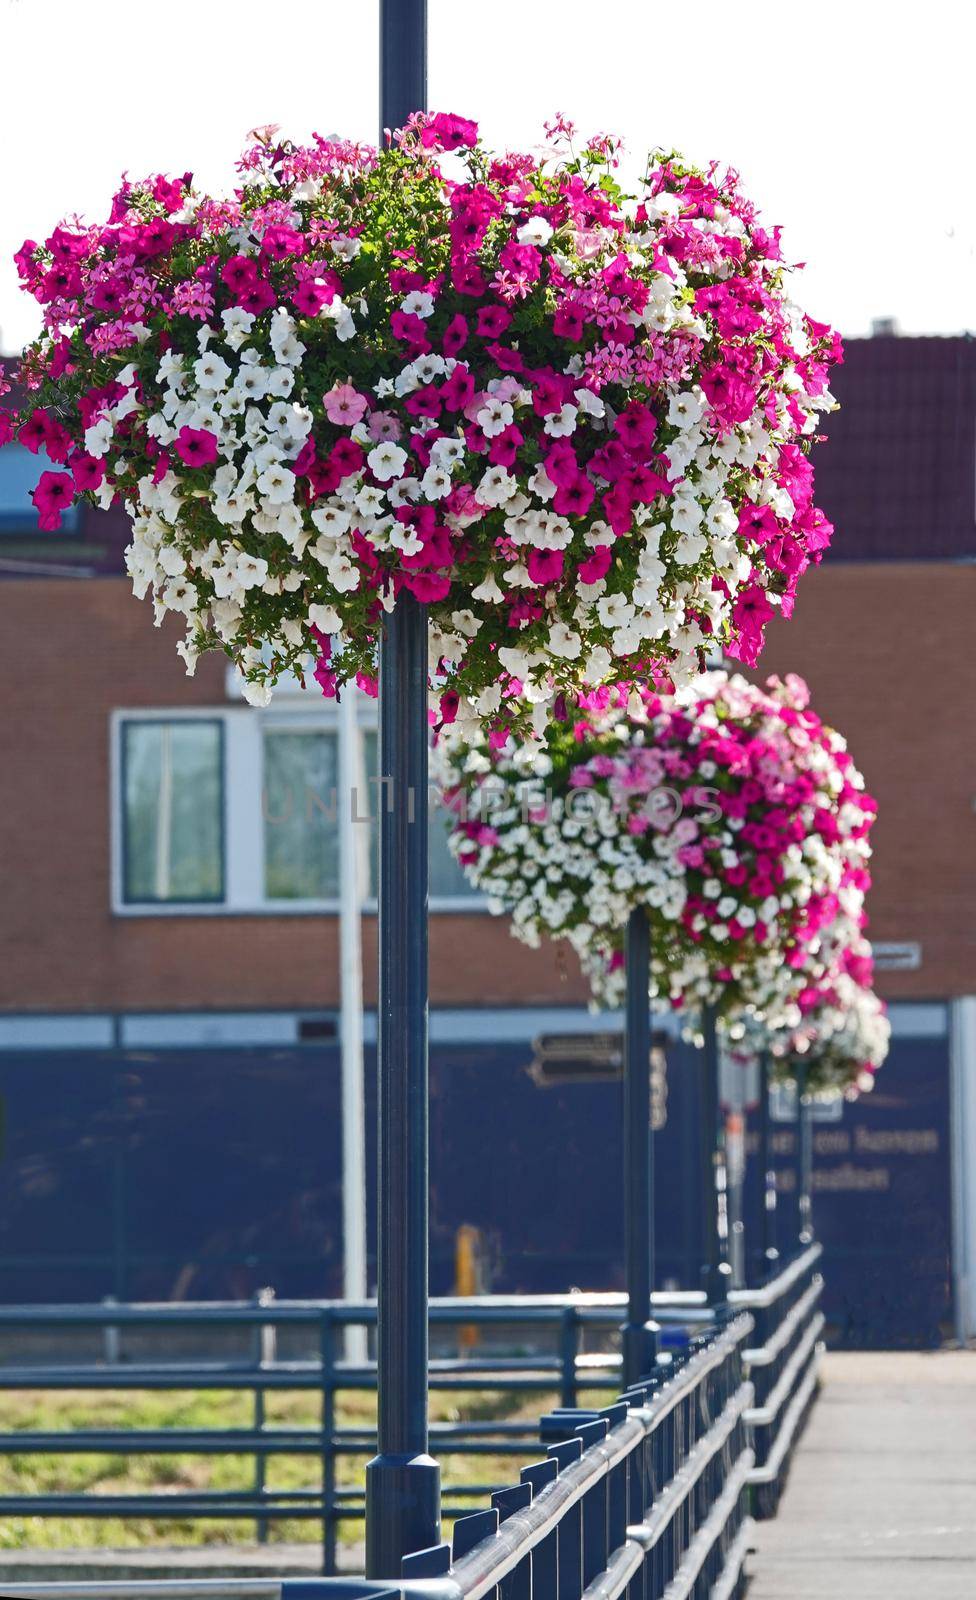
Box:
(756, 1050, 779, 1282)
(338, 687, 368, 1367)
(699, 1007, 730, 1302)
(796, 1062, 814, 1246)
(622, 907, 659, 1386)
(365, 11, 439, 1573)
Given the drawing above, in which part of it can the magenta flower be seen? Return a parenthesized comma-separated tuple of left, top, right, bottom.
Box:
(69, 452, 105, 491)
(418, 112, 479, 151)
(576, 544, 612, 584)
(221, 255, 258, 292)
(526, 547, 565, 586)
(175, 427, 219, 468)
(31, 469, 75, 530)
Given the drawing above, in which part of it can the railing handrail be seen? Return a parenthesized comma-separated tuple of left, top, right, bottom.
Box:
(0, 1254, 823, 1568)
(742, 1274, 823, 1367)
(0, 1587, 286, 1599)
(0, 1290, 705, 1329)
(727, 1241, 822, 1309)
(626, 1312, 752, 1430)
(443, 1313, 753, 1600)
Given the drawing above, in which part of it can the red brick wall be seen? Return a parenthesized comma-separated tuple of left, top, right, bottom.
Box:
(1, 565, 973, 1011)
(756, 561, 976, 999)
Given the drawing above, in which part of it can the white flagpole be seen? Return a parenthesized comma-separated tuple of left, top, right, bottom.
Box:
(338, 685, 369, 1366)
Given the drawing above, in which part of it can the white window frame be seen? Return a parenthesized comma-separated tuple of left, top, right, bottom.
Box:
(110, 696, 486, 917)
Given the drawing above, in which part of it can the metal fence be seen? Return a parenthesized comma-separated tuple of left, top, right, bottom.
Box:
(737, 1242, 824, 1516)
(1, 1309, 755, 1600)
(0, 1248, 823, 1585)
(0, 1289, 705, 1571)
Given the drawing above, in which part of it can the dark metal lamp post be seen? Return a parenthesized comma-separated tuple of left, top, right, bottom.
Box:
(621, 907, 660, 1386)
(364, 0, 441, 1576)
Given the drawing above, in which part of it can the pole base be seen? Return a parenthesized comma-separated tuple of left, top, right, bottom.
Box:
(621, 1320, 661, 1388)
(365, 1452, 441, 1578)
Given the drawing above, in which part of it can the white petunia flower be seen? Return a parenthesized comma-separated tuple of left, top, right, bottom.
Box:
(421, 464, 453, 500)
(84, 417, 113, 458)
(235, 551, 269, 589)
(193, 351, 231, 391)
(308, 603, 342, 633)
(477, 398, 514, 438)
(667, 390, 705, 429)
(544, 404, 578, 438)
(517, 216, 554, 247)
(471, 570, 505, 604)
(401, 290, 435, 318)
(548, 622, 582, 660)
(368, 442, 408, 482)
(257, 464, 296, 504)
(221, 307, 255, 349)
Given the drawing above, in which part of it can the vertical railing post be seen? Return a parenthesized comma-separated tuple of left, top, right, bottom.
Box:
(559, 1307, 579, 1409)
(364, 1, 440, 1575)
(756, 1051, 779, 1283)
(699, 1007, 730, 1303)
(622, 906, 659, 1386)
(252, 1287, 275, 1546)
(797, 1062, 813, 1246)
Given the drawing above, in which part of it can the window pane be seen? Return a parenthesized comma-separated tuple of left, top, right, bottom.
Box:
(362, 730, 476, 901)
(122, 722, 223, 903)
(263, 730, 339, 900)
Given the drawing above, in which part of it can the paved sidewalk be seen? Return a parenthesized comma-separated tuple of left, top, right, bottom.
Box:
(747, 1350, 976, 1599)
(0, 1544, 324, 1585)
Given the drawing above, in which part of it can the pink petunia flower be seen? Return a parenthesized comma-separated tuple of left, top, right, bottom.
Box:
(323, 382, 368, 426)
(31, 470, 75, 530)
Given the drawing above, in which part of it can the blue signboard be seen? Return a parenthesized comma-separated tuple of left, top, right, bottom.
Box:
(0, 1017, 953, 1345)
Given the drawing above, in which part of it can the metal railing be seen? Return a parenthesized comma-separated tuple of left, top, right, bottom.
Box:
(0, 1251, 821, 1587)
(0, 1289, 706, 1572)
(1, 1312, 754, 1600)
(734, 1242, 824, 1515)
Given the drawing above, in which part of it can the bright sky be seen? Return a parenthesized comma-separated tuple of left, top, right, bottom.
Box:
(1, 0, 973, 354)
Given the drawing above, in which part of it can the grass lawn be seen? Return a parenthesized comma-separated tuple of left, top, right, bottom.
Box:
(0, 1383, 606, 1552)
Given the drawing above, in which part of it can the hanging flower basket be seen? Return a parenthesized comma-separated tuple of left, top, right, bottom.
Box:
(8, 114, 839, 728)
(436, 671, 876, 1027)
(756, 938, 890, 1096)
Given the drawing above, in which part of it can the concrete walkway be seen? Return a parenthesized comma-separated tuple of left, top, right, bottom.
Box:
(747, 1350, 976, 1599)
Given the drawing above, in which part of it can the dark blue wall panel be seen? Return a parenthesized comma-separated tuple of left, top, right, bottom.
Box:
(0, 1024, 952, 1345)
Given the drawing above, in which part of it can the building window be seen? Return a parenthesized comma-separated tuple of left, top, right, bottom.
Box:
(120, 720, 224, 904)
(112, 704, 478, 914)
(263, 729, 341, 900)
(0, 443, 81, 534)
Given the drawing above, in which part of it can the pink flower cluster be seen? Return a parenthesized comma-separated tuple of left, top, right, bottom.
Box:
(758, 936, 890, 1096)
(6, 116, 840, 726)
(437, 671, 877, 1029)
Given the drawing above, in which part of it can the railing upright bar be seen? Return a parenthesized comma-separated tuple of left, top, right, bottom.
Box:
(622, 906, 659, 1387)
(756, 1051, 779, 1282)
(560, 1307, 579, 1409)
(797, 1063, 813, 1246)
(252, 1293, 267, 1547)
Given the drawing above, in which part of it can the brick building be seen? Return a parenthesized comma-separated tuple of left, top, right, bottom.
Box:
(1, 336, 974, 1344)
